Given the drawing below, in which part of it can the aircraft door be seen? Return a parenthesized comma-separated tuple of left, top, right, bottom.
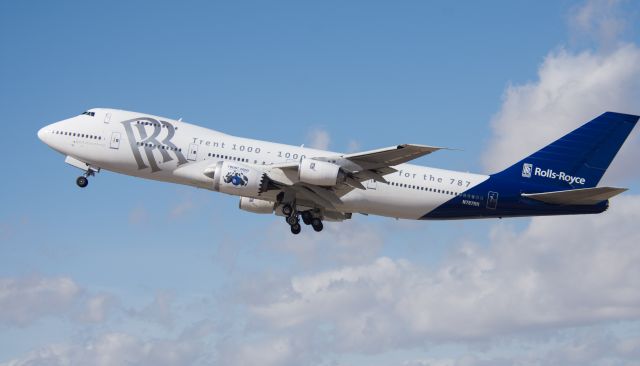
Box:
(109, 132, 121, 149)
(487, 191, 499, 209)
(187, 143, 198, 161)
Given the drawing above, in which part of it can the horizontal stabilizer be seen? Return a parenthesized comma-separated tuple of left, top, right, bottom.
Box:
(522, 187, 627, 205)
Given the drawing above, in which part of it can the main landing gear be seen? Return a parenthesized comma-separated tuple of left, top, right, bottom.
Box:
(282, 204, 323, 235)
(301, 211, 323, 232)
(311, 217, 323, 232)
(76, 169, 96, 188)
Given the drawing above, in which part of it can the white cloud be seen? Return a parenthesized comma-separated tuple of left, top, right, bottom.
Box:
(482, 44, 640, 179)
(246, 195, 640, 354)
(128, 204, 149, 225)
(264, 220, 385, 268)
(77, 293, 117, 324)
(347, 139, 361, 152)
(0, 328, 213, 366)
(307, 128, 331, 150)
(216, 336, 314, 366)
(0, 276, 117, 327)
(569, 0, 627, 49)
(170, 197, 196, 219)
(403, 327, 640, 366)
(483, 0, 640, 181)
(128, 291, 176, 328)
(0, 276, 80, 327)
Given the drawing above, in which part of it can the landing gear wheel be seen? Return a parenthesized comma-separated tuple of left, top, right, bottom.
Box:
(286, 215, 299, 226)
(311, 218, 323, 232)
(282, 204, 293, 216)
(290, 223, 301, 235)
(301, 211, 312, 225)
(76, 176, 89, 188)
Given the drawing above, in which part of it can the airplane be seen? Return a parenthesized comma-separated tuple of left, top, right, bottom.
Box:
(38, 109, 638, 234)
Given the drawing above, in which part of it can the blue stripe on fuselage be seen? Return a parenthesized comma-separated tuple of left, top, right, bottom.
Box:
(420, 176, 608, 220)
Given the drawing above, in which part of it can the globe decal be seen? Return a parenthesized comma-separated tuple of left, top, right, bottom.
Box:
(232, 175, 243, 186)
(223, 170, 249, 187)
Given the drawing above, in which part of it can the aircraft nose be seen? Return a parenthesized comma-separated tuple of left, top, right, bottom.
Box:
(37, 126, 47, 142)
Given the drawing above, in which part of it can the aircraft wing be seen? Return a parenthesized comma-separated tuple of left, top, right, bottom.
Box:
(270, 143, 442, 181)
(271, 144, 442, 171)
(341, 144, 443, 171)
(263, 144, 444, 210)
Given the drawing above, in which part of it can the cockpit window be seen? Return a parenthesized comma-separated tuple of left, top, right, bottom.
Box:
(81, 111, 96, 117)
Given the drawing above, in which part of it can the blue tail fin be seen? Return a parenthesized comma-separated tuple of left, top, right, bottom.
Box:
(493, 112, 638, 189)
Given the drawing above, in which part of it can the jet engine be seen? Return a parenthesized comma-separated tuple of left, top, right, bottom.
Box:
(239, 197, 275, 214)
(298, 158, 345, 186)
(205, 161, 269, 197)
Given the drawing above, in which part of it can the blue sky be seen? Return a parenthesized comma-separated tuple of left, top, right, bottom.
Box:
(2, 1, 640, 365)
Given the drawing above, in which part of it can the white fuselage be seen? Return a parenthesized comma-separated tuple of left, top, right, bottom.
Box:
(38, 108, 489, 220)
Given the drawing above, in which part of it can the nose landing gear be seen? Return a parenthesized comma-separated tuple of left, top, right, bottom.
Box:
(76, 176, 89, 188)
(75, 168, 96, 188)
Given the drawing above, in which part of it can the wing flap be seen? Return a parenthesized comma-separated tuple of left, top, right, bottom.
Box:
(522, 187, 627, 205)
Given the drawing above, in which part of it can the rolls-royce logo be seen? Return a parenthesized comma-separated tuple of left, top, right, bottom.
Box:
(522, 163, 533, 178)
(122, 117, 188, 172)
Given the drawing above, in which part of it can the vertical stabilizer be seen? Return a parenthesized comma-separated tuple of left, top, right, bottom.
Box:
(492, 112, 638, 190)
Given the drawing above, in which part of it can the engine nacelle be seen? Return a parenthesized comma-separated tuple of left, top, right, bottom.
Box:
(239, 197, 275, 214)
(207, 161, 268, 197)
(298, 158, 345, 186)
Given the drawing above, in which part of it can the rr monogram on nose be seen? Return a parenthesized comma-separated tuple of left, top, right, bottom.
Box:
(121, 118, 188, 172)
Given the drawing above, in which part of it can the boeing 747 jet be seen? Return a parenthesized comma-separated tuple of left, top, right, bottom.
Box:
(38, 109, 638, 234)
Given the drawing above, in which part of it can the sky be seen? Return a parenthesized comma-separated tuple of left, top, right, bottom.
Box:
(1, 0, 640, 365)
